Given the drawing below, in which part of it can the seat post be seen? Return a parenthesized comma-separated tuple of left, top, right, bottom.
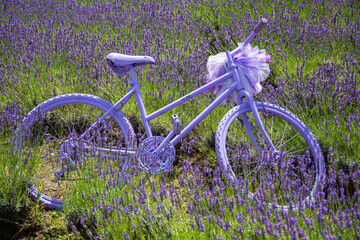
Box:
(129, 67, 153, 138)
(129, 66, 139, 85)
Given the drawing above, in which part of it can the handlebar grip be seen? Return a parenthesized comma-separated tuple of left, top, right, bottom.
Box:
(254, 18, 268, 34)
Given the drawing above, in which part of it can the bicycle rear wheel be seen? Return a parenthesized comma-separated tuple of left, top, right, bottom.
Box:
(14, 94, 136, 210)
(216, 102, 325, 211)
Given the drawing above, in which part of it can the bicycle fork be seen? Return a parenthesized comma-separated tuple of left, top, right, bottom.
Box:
(226, 49, 275, 153)
(238, 89, 275, 153)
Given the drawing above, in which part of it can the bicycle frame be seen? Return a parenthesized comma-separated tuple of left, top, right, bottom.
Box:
(81, 19, 275, 156)
(80, 51, 274, 158)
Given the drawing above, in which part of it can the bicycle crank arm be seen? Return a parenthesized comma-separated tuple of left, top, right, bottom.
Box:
(153, 129, 176, 156)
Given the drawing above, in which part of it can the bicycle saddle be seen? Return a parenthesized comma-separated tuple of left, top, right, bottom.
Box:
(106, 53, 155, 77)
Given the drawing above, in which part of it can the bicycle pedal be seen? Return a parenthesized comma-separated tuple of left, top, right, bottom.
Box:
(171, 114, 182, 135)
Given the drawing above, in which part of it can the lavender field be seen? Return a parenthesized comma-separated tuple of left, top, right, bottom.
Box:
(1, 0, 360, 239)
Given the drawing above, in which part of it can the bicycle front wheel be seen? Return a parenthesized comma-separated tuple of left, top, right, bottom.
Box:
(216, 102, 325, 211)
(14, 94, 136, 210)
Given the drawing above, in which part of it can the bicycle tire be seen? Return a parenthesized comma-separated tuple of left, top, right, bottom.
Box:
(216, 102, 325, 211)
(14, 94, 136, 210)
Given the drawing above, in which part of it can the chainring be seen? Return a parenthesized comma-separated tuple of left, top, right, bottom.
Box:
(137, 136, 175, 174)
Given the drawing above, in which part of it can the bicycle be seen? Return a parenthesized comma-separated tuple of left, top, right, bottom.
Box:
(14, 18, 325, 211)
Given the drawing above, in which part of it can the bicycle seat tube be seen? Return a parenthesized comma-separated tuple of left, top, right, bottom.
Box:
(129, 66, 153, 137)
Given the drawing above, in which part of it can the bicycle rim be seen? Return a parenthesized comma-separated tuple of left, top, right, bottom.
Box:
(216, 102, 325, 211)
(15, 94, 135, 210)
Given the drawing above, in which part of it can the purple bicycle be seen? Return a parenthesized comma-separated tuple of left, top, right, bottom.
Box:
(14, 19, 325, 211)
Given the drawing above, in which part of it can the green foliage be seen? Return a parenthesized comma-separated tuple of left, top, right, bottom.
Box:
(0, 144, 36, 207)
(0, 141, 42, 238)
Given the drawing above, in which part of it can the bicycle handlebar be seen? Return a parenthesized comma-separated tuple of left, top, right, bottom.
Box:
(254, 18, 268, 34)
(230, 18, 268, 57)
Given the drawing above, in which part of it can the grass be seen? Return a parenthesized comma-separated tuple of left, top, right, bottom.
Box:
(0, 139, 39, 239)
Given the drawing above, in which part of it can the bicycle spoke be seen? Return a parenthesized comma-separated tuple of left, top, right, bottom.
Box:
(263, 165, 273, 182)
(241, 159, 263, 165)
(66, 105, 73, 135)
(49, 110, 69, 138)
(277, 132, 300, 149)
(27, 126, 60, 143)
(287, 167, 310, 189)
(276, 122, 288, 148)
(273, 115, 280, 147)
(227, 132, 249, 147)
(82, 107, 95, 138)
(72, 104, 78, 135)
(245, 161, 264, 178)
(43, 116, 65, 141)
(270, 112, 274, 141)
(57, 105, 71, 135)
(80, 104, 88, 134)
(287, 145, 309, 155)
(286, 154, 307, 157)
(225, 142, 241, 151)
(82, 109, 103, 140)
(226, 142, 256, 155)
